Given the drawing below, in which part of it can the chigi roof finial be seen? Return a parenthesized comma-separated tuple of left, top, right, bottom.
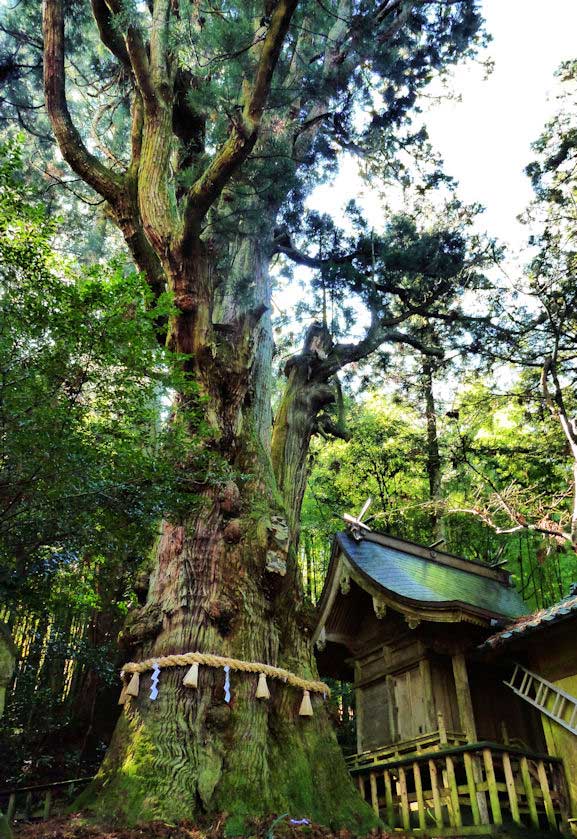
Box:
(343, 497, 372, 540)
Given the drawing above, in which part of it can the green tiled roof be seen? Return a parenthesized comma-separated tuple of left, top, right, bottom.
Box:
(337, 532, 527, 621)
(480, 589, 577, 650)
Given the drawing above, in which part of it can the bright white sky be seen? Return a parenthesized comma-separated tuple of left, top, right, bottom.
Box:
(310, 0, 577, 258)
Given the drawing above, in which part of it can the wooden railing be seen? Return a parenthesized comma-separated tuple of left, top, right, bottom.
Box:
(0, 777, 93, 825)
(353, 742, 569, 835)
(347, 727, 467, 771)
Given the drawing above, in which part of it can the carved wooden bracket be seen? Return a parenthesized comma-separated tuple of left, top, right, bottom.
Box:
(340, 572, 351, 595)
(405, 615, 421, 630)
(372, 596, 387, 620)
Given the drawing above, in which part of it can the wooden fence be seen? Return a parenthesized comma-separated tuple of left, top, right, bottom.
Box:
(0, 777, 93, 826)
(353, 742, 569, 835)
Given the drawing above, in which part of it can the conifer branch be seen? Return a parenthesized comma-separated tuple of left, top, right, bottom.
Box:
(181, 0, 299, 241)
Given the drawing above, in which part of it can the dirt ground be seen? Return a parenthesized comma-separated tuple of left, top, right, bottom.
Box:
(13, 815, 395, 839)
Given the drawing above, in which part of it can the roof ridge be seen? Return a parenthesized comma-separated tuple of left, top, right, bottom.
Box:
(348, 529, 512, 585)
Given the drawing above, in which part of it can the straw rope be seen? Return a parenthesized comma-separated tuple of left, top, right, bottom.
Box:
(121, 651, 330, 695)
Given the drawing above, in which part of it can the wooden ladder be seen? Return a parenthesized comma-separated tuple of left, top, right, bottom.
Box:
(505, 663, 577, 736)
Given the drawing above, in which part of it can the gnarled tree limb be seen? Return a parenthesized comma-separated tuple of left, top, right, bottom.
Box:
(43, 0, 122, 202)
(181, 0, 299, 240)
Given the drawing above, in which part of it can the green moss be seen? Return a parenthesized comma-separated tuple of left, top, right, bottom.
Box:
(224, 814, 248, 837)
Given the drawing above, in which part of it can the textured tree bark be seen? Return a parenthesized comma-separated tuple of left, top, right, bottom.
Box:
(42, 0, 382, 825)
(272, 324, 343, 543)
(79, 244, 375, 831)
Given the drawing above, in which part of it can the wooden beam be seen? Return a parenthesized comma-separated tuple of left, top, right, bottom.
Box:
(419, 658, 437, 732)
(482, 748, 502, 825)
(463, 752, 481, 825)
(428, 759, 444, 829)
(502, 751, 521, 826)
(472, 754, 490, 825)
(537, 760, 557, 830)
(398, 767, 410, 830)
(438, 710, 448, 744)
(369, 772, 379, 816)
(383, 770, 395, 828)
(445, 756, 462, 828)
(413, 762, 426, 830)
(43, 789, 52, 820)
(452, 654, 477, 742)
(520, 756, 539, 829)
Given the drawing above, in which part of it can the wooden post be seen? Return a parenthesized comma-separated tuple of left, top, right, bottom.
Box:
(357, 775, 365, 799)
(520, 756, 539, 829)
(482, 748, 502, 825)
(355, 662, 364, 754)
(537, 760, 557, 830)
(413, 762, 426, 830)
(398, 767, 410, 830)
(383, 770, 395, 828)
(419, 658, 436, 733)
(7, 793, 16, 823)
(428, 759, 443, 828)
(445, 756, 462, 828)
(43, 789, 52, 820)
(463, 751, 481, 825)
(452, 654, 477, 742)
(369, 772, 379, 816)
(502, 752, 520, 825)
(472, 753, 490, 824)
(437, 710, 448, 744)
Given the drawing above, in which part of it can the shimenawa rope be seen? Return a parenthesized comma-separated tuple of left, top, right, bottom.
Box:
(119, 651, 329, 716)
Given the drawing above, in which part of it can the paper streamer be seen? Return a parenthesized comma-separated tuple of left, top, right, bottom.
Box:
(224, 665, 231, 703)
(150, 662, 160, 701)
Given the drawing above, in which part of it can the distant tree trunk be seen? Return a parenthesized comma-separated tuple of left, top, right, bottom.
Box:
(421, 357, 443, 540)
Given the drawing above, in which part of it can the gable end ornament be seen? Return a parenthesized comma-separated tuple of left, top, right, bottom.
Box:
(340, 571, 351, 595)
(372, 596, 387, 620)
(405, 615, 421, 630)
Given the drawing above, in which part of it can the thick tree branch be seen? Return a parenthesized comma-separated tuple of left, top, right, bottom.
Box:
(320, 317, 443, 378)
(105, 0, 157, 107)
(181, 0, 299, 240)
(42, 0, 122, 202)
(90, 0, 131, 69)
(273, 233, 359, 268)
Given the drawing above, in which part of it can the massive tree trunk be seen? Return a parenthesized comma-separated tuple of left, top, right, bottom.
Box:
(79, 240, 375, 830)
(40, 0, 470, 825)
